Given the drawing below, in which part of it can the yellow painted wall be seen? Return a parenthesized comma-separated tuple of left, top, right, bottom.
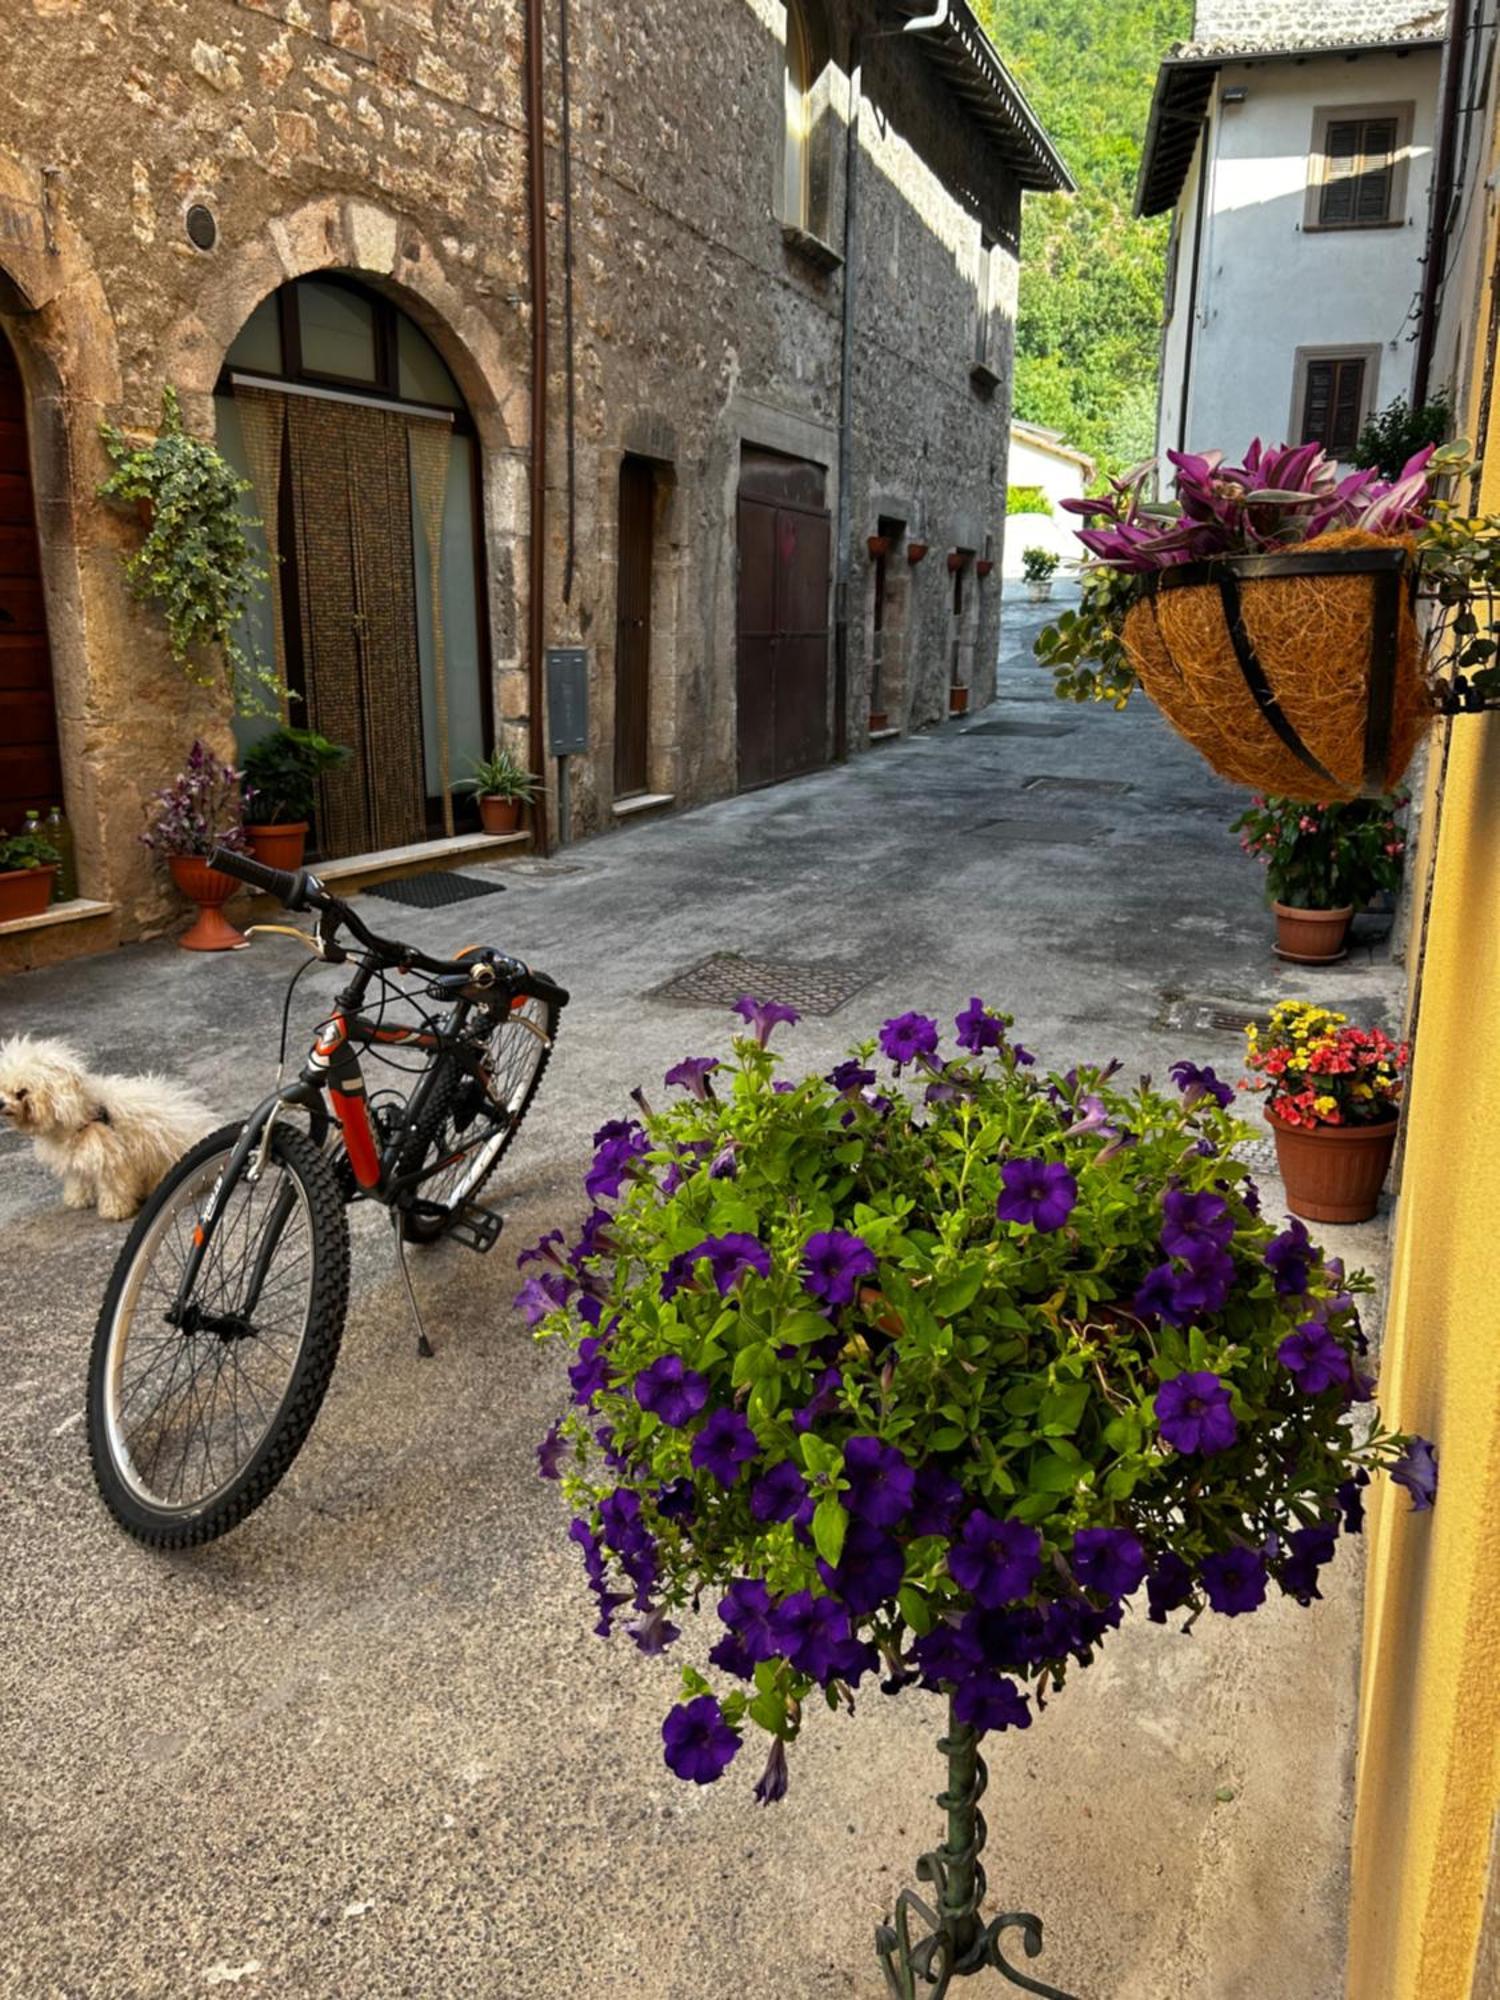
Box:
(1347, 269, 1500, 1989)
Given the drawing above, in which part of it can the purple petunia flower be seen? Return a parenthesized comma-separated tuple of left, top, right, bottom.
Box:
(585, 1117, 651, 1201)
(1070, 1527, 1148, 1599)
(1169, 1059, 1235, 1111)
(827, 1059, 877, 1094)
(1169, 1240, 1237, 1320)
(732, 994, 801, 1047)
(1133, 1261, 1180, 1323)
(1160, 1189, 1234, 1258)
(708, 1140, 739, 1181)
(537, 1421, 566, 1479)
(1277, 1524, 1338, 1605)
(820, 1518, 905, 1614)
(1062, 1094, 1117, 1140)
(912, 1621, 983, 1688)
(794, 1365, 844, 1432)
(907, 1462, 966, 1539)
(1201, 1546, 1268, 1616)
(769, 1590, 850, 1682)
(662, 1695, 741, 1784)
(516, 1228, 566, 1272)
(656, 1478, 695, 1522)
(1265, 1219, 1314, 1297)
(1145, 1551, 1194, 1624)
(753, 1737, 789, 1806)
(947, 1510, 1042, 1609)
(749, 1459, 809, 1524)
(708, 1629, 757, 1680)
(1277, 1321, 1352, 1395)
(570, 1208, 615, 1271)
(515, 1272, 570, 1326)
(996, 1158, 1078, 1233)
(955, 998, 1005, 1054)
(841, 1434, 916, 1528)
(600, 1486, 650, 1557)
(629, 1603, 682, 1655)
(718, 1577, 783, 1662)
(879, 1011, 940, 1067)
(695, 1233, 773, 1296)
(952, 1673, 1032, 1734)
(1391, 1436, 1438, 1511)
(1154, 1371, 1238, 1455)
(634, 1354, 711, 1428)
(802, 1229, 879, 1307)
(568, 1336, 611, 1405)
(1336, 1470, 1370, 1535)
(663, 1056, 720, 1100)
(691, 1407, 760, 1485)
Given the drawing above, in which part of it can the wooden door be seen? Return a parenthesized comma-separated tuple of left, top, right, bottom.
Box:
(736, 451, 830, 790)
(0, 329, 60, 833)
(614, 456, 653, 798)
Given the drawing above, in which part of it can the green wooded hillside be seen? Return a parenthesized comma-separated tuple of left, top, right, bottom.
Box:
(980, 0, 1193, 477)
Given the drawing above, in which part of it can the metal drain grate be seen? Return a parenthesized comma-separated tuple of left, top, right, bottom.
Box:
(653, 951, 873, 1016)
(962, 720, 1078, 739)
(1155, 994, 1273, 1039)
(969, 816, 1099, 846)
(1023, 774, 1132, 797)
(363, 871, 507, 910)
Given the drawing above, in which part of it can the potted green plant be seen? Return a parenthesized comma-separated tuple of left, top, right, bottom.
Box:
(1244, 1000, 1406, 1222)
(455, 747, 538, 835)
(140, 741, 251, 952)
(1232, 793, 1408, 963)
(524, 997, 1433, 1990)
(99, 388, 276, 717)
(0, 827, 61, 923)
(241, 726, 350, 871)
(1022, 544, 1060, 602)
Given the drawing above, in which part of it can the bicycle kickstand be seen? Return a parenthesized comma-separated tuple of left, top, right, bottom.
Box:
(390, 1213, 436, 1358)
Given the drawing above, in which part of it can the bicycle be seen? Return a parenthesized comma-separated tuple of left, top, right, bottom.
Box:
(86, 845, 569, 1549)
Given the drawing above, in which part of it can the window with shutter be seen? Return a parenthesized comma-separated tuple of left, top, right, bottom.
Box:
(1312, 107, 1408, 229)
(1298, 355, 1368, 454)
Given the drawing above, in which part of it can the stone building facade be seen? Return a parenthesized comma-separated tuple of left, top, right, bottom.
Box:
(0, 0, 1065, 965)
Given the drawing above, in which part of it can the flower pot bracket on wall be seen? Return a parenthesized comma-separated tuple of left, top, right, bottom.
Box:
(908, 541, 930, 564)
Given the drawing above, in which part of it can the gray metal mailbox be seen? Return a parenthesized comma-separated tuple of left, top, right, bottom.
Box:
(546, 647, 589, 757)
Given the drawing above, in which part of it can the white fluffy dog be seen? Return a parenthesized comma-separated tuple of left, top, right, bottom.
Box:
(0, 1035, 214, 1220)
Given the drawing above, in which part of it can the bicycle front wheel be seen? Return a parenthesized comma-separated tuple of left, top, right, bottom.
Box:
(86, 1121, 350, 1548)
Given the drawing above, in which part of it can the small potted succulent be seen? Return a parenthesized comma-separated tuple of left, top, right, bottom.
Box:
(0, 827, 61, 923)
(241, 725, 350, 872)
(455, 746, 538, 835)
(141, 741, 251, 952)
(523, 997, 1433, 1990)
(1244, 1000, 1406, 1223)
(1022, 545, 1060, 602)
(1232, 793, 1408, 963)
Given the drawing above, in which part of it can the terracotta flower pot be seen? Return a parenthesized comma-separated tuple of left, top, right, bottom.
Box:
(478, 794, 523, 835)
(1267, 1108, 1399, 1224)
(868, 709, 889, 733)
(1273, 901, 1353, 965)
(867, 534, 892, 560)
(168, 853, 247, 952)
(1026, 579, 1054, 603)
(948, 685, 970, 715)
(245, 821, 309, 872)
(907, 541, 929, 565)
(975, 558, 995, 578)
(0, 864, 57, 923)
(947, 550, 969, 574)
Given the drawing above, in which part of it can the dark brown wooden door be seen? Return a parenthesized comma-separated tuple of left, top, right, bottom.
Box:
(0, 329, 60, 833)
(736, 458, 831, 790)
(614, 456, 653, 797)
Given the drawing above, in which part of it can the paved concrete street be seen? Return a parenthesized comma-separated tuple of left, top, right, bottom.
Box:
(0, 594, 1405, 2000)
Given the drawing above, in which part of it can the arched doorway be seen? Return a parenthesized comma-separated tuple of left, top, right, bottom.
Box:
(0, 325, 61, 837)
(216, 274, 491, 858)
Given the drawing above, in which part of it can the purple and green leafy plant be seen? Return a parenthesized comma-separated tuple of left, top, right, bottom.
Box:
(140, 739, 249, 859)
(523, 998, 1434, 1798)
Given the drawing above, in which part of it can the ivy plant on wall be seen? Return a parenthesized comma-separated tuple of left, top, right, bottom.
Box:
(99, 388, 276, 716)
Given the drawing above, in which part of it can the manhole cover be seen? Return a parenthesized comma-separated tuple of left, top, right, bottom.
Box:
(504, 859, 587, 878)
(1155, 995, 1273, 1038)
(653, 952, 873, 1015)
(362, 871, 506, 909)
(969, 817, 1099, 846)
(1023, 775, 1132, 797)
(962, 720, 1078, 739)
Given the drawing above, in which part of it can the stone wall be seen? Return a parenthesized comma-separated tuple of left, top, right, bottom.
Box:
(0, 0, 1026, 946)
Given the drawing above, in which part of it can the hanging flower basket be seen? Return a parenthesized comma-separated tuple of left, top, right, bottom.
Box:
(1119, 534, 1431, 801)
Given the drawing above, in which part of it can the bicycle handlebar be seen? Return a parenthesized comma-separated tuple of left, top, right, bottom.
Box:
(207, 844, 567, 1000)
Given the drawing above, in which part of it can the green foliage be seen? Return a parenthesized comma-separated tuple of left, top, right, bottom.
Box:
(99, 388, 275, 717)
(242, 726, 350, 826)
(1232, 795, 1408, 909)
(1007, 485, 1054, 516)
(0, 829, 60, 872)
(980, 0, 1191, 476)
(1021, 545, 1060, 582)
(455, 747, 538, 801)
(1353, 394, 1454, 478)
(1034, 566, 1140, 706)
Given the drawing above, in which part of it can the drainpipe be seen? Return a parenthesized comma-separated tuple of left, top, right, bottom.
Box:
(1177, 113, 1212, 453)
(902, 0, 951, 32)
(1412, 0, 1470, 410)
(833, 36, 862, 763)
(524, 0, 551, 853)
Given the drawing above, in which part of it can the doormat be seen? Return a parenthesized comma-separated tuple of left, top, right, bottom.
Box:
(652, 951, 873, 1016)
(969, 816, 1099, 846)
(962, 719, 1078, 739)
(362, 871, 507, 910)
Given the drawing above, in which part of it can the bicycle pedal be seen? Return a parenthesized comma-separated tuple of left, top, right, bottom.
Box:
(449, 1202, 504, 1255)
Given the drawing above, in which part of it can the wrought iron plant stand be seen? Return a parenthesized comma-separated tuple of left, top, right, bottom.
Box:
(875, 1701, 1078, 1999)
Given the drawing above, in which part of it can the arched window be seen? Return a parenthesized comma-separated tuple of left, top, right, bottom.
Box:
(215, 275, 492, 860)
(783, 0, 815, 231)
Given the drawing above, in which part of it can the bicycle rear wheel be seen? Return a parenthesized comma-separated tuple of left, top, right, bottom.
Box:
(399, 989, 560, 1243)
(86, 1121, 350, 1548)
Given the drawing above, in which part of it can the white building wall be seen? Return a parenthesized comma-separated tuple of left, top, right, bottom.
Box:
(1158, 46, 1442, 461)
(1007, 431, 1090, 510)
